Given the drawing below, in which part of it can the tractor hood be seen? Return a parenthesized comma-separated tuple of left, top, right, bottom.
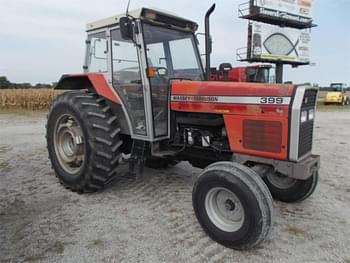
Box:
(170, 81, 295, 99)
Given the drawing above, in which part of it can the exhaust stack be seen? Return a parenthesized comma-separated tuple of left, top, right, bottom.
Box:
(205, 4, 216, 81)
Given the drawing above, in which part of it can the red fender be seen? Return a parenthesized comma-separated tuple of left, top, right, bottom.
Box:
(55, 73, 121, 104)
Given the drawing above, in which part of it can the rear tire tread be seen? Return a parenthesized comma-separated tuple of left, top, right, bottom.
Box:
(47, 90, 123, 193)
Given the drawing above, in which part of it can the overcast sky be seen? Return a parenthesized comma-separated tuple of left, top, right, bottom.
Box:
(0, 0, 349, 86)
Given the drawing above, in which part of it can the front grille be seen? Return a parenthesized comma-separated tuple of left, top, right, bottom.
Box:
(302, 89, 318, 107)
(298, 89, 318, 158)
(298, 121, 314, 157)
(243, 120, 282, 153)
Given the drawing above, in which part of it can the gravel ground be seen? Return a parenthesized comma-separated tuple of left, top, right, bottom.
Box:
(0, 111, 350, 263)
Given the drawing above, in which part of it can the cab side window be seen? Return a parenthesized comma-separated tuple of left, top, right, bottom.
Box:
(87, 31, 108, 73)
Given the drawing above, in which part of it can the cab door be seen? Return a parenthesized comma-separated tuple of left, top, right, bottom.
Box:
(110, 28, 149, 138)
(146, 41, 171, 138)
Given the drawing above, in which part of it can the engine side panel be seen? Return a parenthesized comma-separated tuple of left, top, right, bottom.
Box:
(170, 81, 295, 161)
(223, 115, 289, 160)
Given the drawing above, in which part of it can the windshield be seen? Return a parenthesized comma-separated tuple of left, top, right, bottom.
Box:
(330, 84, 343, 92)
(142, 23, 204, 80)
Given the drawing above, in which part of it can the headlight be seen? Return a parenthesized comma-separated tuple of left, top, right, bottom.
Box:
(309, 109, 314, 120)
(301, 111, 308, 123)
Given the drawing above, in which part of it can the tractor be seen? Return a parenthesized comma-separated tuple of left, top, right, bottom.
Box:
(47, 5, 320, 250)
(210, 63, 273, 83)
(324, 83, 349, 106)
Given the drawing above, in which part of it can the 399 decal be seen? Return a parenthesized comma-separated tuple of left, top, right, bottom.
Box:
(260, 97, 284, 104)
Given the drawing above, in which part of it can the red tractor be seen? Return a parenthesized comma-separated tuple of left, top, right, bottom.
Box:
(47, 5, 320, 250)
(210, 63, 273, 83)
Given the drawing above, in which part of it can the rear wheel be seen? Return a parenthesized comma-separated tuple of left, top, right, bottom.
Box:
(47, 90, 123, 193)
(263, 172, 318, 203)
(192, 162, 273, 250)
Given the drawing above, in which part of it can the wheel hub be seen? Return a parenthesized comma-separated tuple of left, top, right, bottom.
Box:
(205, 187, 245, 232)
(54, 114, 85, 174)
(224, 199, 236, 211)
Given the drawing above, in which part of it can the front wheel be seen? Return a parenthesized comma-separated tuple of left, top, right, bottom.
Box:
(192, 162, 273, 250)
(263, 172, 318, 203)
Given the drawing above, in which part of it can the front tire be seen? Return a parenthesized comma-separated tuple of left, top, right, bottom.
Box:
(47, 90, 123, 193)
(263, 172, 318, 203)
(192, 162, 273, 250)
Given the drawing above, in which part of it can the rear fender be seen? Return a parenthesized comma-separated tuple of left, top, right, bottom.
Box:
(55, 73, 122, 104)
(56, 74, 131, 136)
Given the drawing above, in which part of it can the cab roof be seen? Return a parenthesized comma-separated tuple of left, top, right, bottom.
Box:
(86, 8, 198, 32)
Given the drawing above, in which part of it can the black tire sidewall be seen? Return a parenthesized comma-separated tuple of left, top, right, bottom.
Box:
(47, 98, 92, 187)
(264, 173, 316, 203)
(193, 170, 264, 248)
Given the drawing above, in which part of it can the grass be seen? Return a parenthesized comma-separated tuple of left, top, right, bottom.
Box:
(24, 255, 45, 262)
(316, 101, 350, 111)
(87, 239, 105, 249)
(0, 161, 10, 169)
(47, 241, 65, 254)
(0, 89, 61, 111)
(287, 225, 306, 236)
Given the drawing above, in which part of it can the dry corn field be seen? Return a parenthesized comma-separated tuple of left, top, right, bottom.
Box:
(0, 89, 60, 111)
(0, 89, 348, 111)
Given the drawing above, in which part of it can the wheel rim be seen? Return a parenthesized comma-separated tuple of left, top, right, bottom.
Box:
(205, 187, 245, 232)
(53, 114, 85, 174)
(267, 172, 296, 189)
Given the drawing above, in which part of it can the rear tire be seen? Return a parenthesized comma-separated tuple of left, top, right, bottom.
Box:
(192, 162, 273, 250)
(46, 90, 123, 193)
(263, 172, 318, 203)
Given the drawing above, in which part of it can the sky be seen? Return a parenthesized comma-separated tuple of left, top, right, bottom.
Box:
(0, 0, 349, 86)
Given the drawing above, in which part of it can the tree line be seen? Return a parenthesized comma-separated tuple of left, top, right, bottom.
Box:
(0, 76, 54, 89)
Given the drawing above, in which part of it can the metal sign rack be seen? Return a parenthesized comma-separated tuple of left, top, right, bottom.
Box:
(237, 0, 316, 83)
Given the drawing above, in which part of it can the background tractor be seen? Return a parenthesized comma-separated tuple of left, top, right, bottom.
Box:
(324, 83, 349, 105)
(47, 5, 320, 250)
(210, 63, 273, 83)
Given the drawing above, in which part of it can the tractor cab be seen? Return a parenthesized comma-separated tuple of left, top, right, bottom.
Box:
(330, 83, 347, 93)
(84, 8, 204, 141)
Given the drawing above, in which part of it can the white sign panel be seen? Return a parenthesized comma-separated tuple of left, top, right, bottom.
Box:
(250, 22, 311, 63)
(254, 0, 313, 24)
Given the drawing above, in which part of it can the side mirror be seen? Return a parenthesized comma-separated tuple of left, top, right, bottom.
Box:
(157, 67, 168, 76)
(120, 17, 133, 40)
